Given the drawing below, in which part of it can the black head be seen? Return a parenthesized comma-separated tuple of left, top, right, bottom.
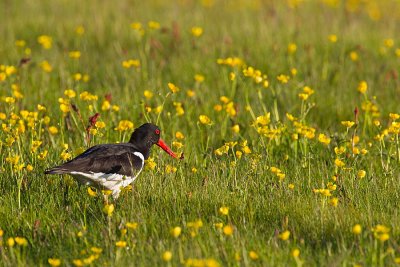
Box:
(129, 123, 160, 147)
(129, 123, 177, 159)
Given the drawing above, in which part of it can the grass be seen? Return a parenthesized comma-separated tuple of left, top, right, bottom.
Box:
(1, 0, 400, 266)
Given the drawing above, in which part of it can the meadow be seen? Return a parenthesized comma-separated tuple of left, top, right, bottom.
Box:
(1, 0, 400, 266)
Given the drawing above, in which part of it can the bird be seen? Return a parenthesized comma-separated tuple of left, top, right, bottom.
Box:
(45, 123, 178, 198)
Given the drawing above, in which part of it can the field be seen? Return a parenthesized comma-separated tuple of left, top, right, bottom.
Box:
(1, 0, 400, 266)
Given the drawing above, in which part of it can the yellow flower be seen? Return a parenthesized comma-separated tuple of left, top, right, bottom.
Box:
(341, 121, 355, 128)
(87, 187, 97, 197)
(292, 248, 300, 258)
(75, 25, 85, 35)
(64, 89, 76, 98)
(101, 100, 110, 111)
(145, 157, 157, 170)
(162, 251, 172, 262)
(277, 74, 290, 83)
(80, 91, 98, 101)
(40, 60, 52, 72)
(73, 259, 84, 266)
(192, 74, 205, 84)
(73, 73, 82, 81)
(255, 113, 270, 126)
(357, 81, 368, 94)
(60, 151, 72, 161)
(199, 115, 212, 125)
(288, 183, 295, 190)
(5, 136, 15, 146)
(219, 206, 229, 216)
(187, 219, 203, 230)
(48, 258, 61, 267)
(112, 105, 120, 112)
(249, 251, 259, 260)
(122, 59, 140, 68)
(223, 225, 234, 236)
(214, 104, 222, 111)
(130, 22, 142, 30)
(143, 90, 153, 99)
(234, 252, 241, 262)
(334, 146, 346, 155)
(114, 120, 134, 132)
(69, 51, 81, 59)
(171, 226, 182, 238)
(286, 113, 296, 121)
(352, 224, 362, 235)
(334, 158, 345, 168)
(0, 72, 6, 81)
(37, 35, 52, 49)
(278, 230, 290, 241)
(214, 223, 223, 229)
(31, 140, 42, 153)
(383, 38, 394, 48)
(49, 126, 59, 135)
(186, 89, 195, 97)
(103, 204, 114, 216)
(350, 51, 358, 61)
(115, 240, 127, 248)
(14, 237, 28, 246)
(38, 150, 48, 160)
(15, 39, 26, 47)
(175, 131, 185, 139)
(379, 233, 389, 242)
(95, 121, 106, 129)
(126, 222, 138, 230)
(372, 224, 390, 241)
(329, 197, 339, 207)
(91, 247, 103, 254)
(328, 34, 337, 43)
(172, 141, 183, 149)
(59, 103, 70, 114)
(191, 26, 203, 37)
(37, 104, 46, 111)
(357, 170, 366, 179)
(165, 165, 177, 174)
(7, 237, 15, 247)
(287, 43, 297, 54)
(303, 86, 315, 95)
(168, 82, 180, 93)
(173, 102, 185, 116)
(298, 93, 309, 101)
(5, 66, 17, 76)
(231, 124, 240, 133)
(318, 133, 331, 145)
(389, 113, 400, 120)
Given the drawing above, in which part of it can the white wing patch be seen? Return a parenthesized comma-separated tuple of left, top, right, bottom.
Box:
(70, 152, 145, 198)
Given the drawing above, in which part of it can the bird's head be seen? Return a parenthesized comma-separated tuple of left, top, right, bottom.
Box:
(129, 123, 178, 159)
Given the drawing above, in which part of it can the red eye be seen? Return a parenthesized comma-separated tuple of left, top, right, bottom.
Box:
(155, 129, 160, 135)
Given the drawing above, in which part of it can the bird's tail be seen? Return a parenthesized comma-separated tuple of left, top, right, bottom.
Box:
(44, 167, 70, 175)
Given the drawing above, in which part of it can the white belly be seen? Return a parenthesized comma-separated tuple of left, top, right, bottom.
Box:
(70, 152, 145, 198)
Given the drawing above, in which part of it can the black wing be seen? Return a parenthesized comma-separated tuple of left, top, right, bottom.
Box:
(45, 144, 143, 177)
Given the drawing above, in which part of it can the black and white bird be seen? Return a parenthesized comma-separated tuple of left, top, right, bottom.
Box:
(45, 123, 178, 198)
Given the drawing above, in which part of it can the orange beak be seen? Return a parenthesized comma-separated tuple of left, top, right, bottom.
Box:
(157, 139, 178, 158)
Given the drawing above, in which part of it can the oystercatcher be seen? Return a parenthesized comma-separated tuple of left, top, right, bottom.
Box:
(45, 123, 178, 198)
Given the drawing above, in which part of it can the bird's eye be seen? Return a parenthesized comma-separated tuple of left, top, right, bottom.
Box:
(155, 129, 160, 135)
